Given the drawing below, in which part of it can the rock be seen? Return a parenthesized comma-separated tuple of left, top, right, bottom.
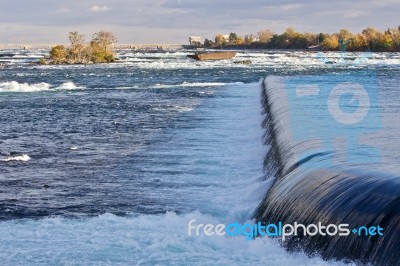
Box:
(187, 51, 237, 61)
(234, 60, 252, 64)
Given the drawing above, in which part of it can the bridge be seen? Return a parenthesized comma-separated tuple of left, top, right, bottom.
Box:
(0, 43, 185, 50)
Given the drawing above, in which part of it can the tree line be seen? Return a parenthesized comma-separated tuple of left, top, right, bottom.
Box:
(201, 26, 400, 51)
(46, 31, 117, 64)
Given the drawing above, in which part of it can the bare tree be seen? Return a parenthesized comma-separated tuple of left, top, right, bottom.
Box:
(92, 31, 117, 55)
(258, 29, 273, 43)
(244, 34, 256, 44)
(68, 31, 86, 62)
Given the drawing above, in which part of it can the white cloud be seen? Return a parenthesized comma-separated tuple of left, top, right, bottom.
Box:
(281, 4, 303, 11)
(89, 5, 110, 12)
(57, 7, 70, 13)
(343, 11, 369, 18)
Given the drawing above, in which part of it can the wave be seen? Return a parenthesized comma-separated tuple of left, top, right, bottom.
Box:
(1, 154, 31, 162)
(55, 81, 84, 90)
(154, 81, 244, 88)
(0, 81, 51, 92)
(0, 81, 84, 92)
(255, 76, 400, 265)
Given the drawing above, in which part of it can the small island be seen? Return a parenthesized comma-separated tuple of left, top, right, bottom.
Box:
(42, 31, 117, 64)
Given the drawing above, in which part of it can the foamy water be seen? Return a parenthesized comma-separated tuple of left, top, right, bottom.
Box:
(1, 154, 31, 162)
(0, 81, 83, 92)
(0, 81, 51, 92)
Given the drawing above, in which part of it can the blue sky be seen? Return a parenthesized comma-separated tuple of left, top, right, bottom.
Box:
(0, 0, 399, 44)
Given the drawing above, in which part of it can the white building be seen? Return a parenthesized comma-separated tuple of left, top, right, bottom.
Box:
(189, 36, 202, 46)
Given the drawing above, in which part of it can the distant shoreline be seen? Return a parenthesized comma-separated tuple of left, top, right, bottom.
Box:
(1, 44, 399, 53)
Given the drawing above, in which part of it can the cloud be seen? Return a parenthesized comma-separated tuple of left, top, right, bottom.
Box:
(89, 5, 110, 12)
(281, 4, 303, 11)
(343, 11, 370, 18)
(57, 7, 70, 13)
(372, 0, 400, 7)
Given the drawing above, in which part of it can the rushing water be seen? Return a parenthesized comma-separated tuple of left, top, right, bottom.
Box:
(0, 49, 399, 265)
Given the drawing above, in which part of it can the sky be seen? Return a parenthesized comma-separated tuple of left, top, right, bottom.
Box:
(0, 0, 399, 44)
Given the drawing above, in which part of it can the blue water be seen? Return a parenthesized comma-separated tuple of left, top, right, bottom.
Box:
(0, 49, 399, 265)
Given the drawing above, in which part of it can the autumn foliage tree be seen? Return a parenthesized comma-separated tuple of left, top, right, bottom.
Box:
(49, 45, 67, 64)
(322, 34, 339, 50)
(214, 34, 226, 47)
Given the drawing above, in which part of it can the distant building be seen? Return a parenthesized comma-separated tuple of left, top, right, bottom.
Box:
(189, 36, 201, 46)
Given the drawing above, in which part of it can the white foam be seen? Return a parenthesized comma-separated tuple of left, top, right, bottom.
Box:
(56, 81, 85, 90)
(154, 81, 244, 88)
(0, 81, 51, 92)
(0, 81, 85, 92)
(1, 154, 31, 162)
(171, 105, 194, 112)
(0, 211, 350, 265)
(1, 49, 400, 68)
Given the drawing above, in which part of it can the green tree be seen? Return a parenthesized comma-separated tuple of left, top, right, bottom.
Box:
(204, 38, 214, 48)
(267, 34, 285, 48)
(389, 27, 400, 51)
(227, 32, 243, 45)
(318, 33, 325, 44)
(362, 27, 378, 50)
(228, 32, 238, 44)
